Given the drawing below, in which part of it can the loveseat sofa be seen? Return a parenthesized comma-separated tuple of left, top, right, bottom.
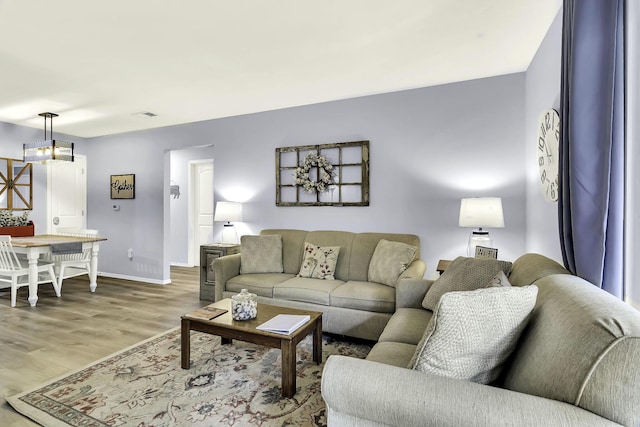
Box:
(322, 253, 640, 426)
(213, 229, 426, 341)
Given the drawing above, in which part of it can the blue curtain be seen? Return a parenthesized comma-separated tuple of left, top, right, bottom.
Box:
(559, 0, 625, 298)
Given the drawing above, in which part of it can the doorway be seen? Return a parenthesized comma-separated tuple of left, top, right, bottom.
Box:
(167, 146, 214, 270)
(46, 154, 87, 233)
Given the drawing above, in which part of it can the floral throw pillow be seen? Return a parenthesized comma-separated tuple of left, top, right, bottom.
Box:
(297, 242, 340, 280)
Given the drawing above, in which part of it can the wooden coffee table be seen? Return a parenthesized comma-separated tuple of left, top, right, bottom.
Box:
(181, 299, 323, 398)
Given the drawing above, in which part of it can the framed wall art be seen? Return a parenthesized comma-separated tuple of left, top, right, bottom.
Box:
(111, 174, 135, 199)
(0, 157, 32, 210)
(276, 140, 369, 206)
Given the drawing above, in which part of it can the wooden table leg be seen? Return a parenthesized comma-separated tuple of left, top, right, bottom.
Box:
(181, 318, 191, 369)
(313, 317, 322, 364)
(281, 340, 296, 398)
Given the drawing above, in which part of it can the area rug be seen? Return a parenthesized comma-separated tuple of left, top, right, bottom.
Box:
(7, 328, 371, 426)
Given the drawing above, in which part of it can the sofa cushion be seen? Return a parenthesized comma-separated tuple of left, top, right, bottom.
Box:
(508, 253, 571, 287)
(273, 276, 344, 305)
(367, 239, 417, 287)
(330, 281, 395, 314)
(366, 342, 417, 368)
(239, 235, 284, 274)
(410, 285, 538, 384)
(378, 308, 433, 345)
(227, 273, 295, 298)
(297, 242, 340, 280)
(422, 256, 513, 310)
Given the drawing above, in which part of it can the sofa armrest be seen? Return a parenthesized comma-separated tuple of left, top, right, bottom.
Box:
(321, 356, 619, 427)
(213, 253, 241, 301)
(399, 259, 426, 281)
(396, 278, 433, 308)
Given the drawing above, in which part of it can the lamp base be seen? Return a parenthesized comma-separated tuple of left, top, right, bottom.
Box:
(221, 224, 238, 244)
(468, 230, 492, 257)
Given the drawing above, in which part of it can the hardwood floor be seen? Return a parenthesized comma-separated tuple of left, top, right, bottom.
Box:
(0, 266, 207, 426)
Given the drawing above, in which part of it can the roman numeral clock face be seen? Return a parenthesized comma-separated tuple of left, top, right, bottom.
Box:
(537, 108, 560, 202)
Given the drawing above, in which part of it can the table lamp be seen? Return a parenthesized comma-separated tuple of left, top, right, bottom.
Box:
(214, 201, 243, 244)
(458, 197, 504, 256)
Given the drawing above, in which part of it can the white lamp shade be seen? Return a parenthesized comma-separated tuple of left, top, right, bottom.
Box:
(214, 201, 243, 222)
(458, 197, 504, 228)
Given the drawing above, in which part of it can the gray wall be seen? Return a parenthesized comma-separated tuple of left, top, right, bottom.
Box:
(525, 11, 563, 262)
(85, 73, 527, 283)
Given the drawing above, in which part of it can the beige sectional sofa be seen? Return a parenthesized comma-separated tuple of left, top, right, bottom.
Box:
(214, 229, 426, 340)
(321, 253, 640, 426)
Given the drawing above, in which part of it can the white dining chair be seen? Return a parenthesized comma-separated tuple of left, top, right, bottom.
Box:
(0, 235, 60, 307)
(46, 228, 98, 290)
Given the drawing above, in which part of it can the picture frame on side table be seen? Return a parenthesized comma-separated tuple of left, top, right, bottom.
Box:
(475, 246, 498, 259)
(111, 174, 135, 199)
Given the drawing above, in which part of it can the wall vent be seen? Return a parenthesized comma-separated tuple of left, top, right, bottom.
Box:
(132, 111, 158, 118)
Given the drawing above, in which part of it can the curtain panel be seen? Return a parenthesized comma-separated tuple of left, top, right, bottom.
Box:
(559, 0, 625, 298)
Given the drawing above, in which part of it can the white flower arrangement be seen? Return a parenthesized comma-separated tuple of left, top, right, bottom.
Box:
(0, 210, 30, 227)
(294, 153, 334, 193)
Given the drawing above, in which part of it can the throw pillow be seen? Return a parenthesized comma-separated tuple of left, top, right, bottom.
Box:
(239, 235, 284, 274)
(486, 270, 512, 288)
(409, 285, 538, 384)
(298, 242, 340, 280)
(368, 239, 418, 287)
(422, 256, 512, 310)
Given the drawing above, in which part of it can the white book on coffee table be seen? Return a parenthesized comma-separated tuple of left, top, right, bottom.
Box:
(257, 314, 311, 335)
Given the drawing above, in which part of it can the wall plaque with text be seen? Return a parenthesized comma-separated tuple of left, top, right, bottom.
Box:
(110, 174, 135, 199)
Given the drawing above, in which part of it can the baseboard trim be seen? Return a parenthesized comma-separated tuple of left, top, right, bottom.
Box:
(97, 272, 170, 285)
(170, 262, 193, 267)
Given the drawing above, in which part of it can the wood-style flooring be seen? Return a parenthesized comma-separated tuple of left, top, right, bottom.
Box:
(0, 267, 207, 426)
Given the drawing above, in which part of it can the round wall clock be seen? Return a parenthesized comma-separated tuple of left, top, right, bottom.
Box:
(537, 108, 560, 202)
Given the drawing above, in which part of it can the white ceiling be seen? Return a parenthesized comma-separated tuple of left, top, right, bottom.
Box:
(0, 0, 561, 138)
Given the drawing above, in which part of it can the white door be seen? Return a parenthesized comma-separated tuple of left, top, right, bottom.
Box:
(189, 161, 214, 265)
(47, 155, 87, 233)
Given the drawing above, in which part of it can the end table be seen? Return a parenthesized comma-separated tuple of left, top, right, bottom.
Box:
(436, 259, 452, 275)
(199, 243, 240, 301)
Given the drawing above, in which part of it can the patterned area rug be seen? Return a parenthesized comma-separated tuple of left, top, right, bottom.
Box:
(7, 328, 371, 426)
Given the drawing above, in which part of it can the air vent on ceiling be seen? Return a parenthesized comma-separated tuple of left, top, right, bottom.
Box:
(132, 111, 158, 118)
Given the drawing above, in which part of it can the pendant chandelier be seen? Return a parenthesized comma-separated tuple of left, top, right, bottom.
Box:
(23, 112, 74, 163)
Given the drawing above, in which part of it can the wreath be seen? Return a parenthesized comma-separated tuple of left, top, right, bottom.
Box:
(294, 153, 334, 193)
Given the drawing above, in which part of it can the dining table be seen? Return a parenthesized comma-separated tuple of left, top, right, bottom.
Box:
(10, 234, 107, 307)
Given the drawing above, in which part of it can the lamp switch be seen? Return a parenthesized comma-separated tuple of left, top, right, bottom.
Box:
(127, 248, 133, 260)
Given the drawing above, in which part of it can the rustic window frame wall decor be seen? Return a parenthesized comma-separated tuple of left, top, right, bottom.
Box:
(0, 157, 33, 210)
(276, 141, 369, 206)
